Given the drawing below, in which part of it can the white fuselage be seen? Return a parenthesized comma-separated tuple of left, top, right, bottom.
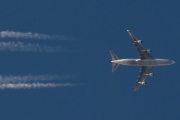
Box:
(111, 59, 175, 66)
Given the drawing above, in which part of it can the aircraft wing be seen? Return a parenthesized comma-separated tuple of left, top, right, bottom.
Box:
(127, 30, 154, 59)
(134, 66, 154, 92)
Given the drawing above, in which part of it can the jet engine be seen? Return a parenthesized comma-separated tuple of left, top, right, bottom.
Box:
(141, 49, 151, 53)
(146, 49, 151, 53)
(148, 73, 154, 76)
(137, 81, 147, 85)
(143, 73, 154, 76)
(137, 40, 142, 43)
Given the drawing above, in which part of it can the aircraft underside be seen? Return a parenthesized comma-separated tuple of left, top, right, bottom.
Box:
(110, 30, 175, 91)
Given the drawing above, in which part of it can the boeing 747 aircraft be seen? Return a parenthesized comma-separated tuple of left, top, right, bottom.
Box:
(110, 30, 175, 92)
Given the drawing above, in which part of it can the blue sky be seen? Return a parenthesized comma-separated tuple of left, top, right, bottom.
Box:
(0, 0, 179, 120)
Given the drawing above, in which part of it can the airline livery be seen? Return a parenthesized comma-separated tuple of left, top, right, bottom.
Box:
(110, 30, 175, 91)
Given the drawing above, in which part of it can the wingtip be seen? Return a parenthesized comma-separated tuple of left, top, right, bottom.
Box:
(110, 50, 112, 54)
(134, 88, 138, 92)
(134, 90, 137, 92)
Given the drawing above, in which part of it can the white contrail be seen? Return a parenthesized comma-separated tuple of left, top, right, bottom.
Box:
(0, 74, 76, 84)
(0, 30, 65, 40)
(0, 83, 78, 89)
(0, 41, 64, 52)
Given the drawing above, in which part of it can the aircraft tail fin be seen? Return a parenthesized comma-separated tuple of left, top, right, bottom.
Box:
(110, 50, 120, 72)
(110, 50, 119, 60)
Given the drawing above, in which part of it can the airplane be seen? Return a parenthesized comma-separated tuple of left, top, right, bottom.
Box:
(110, 30, 175, 92)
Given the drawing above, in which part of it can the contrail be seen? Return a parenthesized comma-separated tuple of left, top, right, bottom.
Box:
(0, 41, 65, 52)
(0, 74, 77, 84)
(0, 30, 65, 40)
(0, 74, 80, 89)
(0, 83, 78, 89)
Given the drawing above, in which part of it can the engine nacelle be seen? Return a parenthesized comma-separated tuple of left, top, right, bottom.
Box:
(146, 49, 151, 53)
(148, 73, 154, 76)
(137, 81, 147, 85)
(141, 49, 151, 53)
(143, 73, 154, 77)
(137, 40, 143, 43)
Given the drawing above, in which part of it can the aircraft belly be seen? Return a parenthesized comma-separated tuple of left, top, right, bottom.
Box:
(120, 60, 139, 66)
(110, 30, 175, 91)
(136, 60, 157, 66)
(120, 60, 157, 66)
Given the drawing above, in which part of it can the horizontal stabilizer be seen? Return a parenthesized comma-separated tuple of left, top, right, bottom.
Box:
(110, 50, 119, 60)
(110, 50, 120, 72)
(112, 63, 119, 72)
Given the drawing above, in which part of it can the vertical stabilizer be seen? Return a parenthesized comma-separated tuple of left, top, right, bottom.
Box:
(110, 50, 120, 72)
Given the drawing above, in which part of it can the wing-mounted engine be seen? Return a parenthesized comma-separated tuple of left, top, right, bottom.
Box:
(143, 73, 154, 77)
(134, 40, 143, 44)
(137, 40, 142, 43)
(140, 49, 151, 53)
(146, 49, 151, 53)
(137, 81, 147, 85)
